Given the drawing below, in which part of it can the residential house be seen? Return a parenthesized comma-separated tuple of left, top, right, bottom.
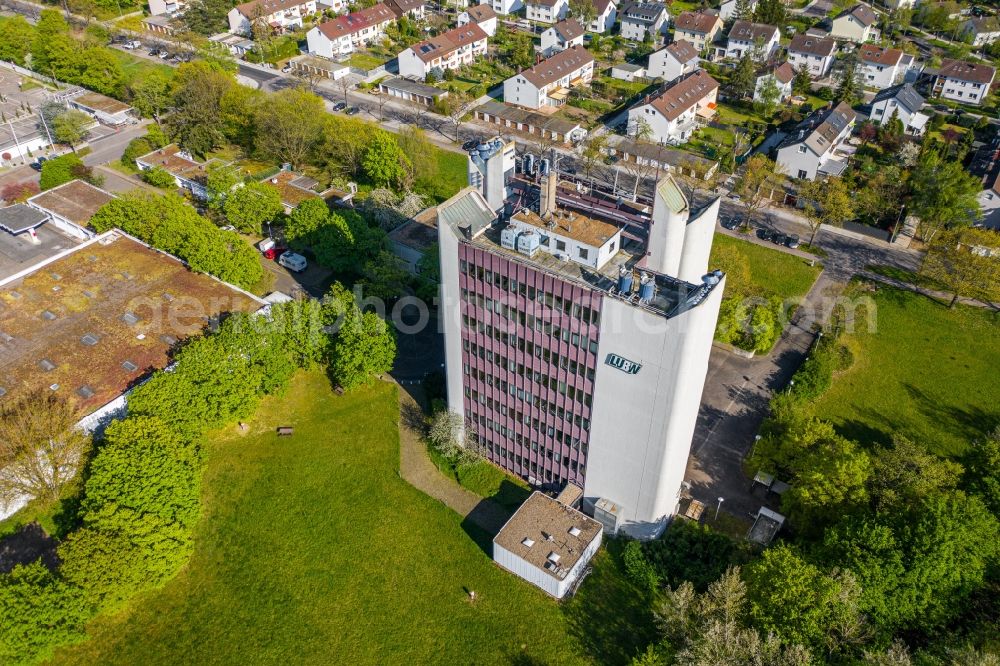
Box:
(647, 39, 700, 82)
(725, 21, 780, 60)
(611, 62, 647, 81)
(979, 172, 1000, 229)
(541, 18, 585, 56)
(503, 45, 595, 109)
(147, 0, 185, 16)
(480, 0, 523, 15)
(961, 16, 1000, 47)
(228, 0, 317, 36)
(829, 3, 880, 43)
(385, 0, 425, 19)
(672, 11, 723, 52)
(619, 1, 669, 42)
(305, 3, 396, 58)
(719, 0, 755, 21)
(931, 59, 996, 106)
(858, 43, 906, 89)
(135, 144, 222, 200)
(753, 62, 794, 103)
(399, 24, 488, 78)
(786, 33, 837, 78)
(627, 69, 719, 144)
(457, 4, 498, 36)
(882, 0, 915, 7)
(869, 83, 929, 135)
(588, 0, 617, 33)
(525, 0, 569, 23)
(775, 101, 857, 180)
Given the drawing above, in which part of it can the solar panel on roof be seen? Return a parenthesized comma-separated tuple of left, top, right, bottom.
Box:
(81, 333, 100, 346)
(122, 360, 139, 372)
(122, 312, 140, 326)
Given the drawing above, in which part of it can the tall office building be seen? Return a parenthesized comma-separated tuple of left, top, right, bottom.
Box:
(437, 171, 725, 538)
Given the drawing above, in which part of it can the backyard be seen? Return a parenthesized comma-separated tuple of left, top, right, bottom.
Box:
(710, 232, 821, 301)
(812, 285, 1000, 458)
(50, 372, 653, 665)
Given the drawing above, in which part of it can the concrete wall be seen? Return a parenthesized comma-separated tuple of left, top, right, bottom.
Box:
(493, 529, 601, 598)
(438, 216, 467, 427)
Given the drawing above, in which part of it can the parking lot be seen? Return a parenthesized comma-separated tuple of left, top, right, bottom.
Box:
(0, 224, 82, 282)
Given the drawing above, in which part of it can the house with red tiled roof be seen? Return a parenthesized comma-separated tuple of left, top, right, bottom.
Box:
(672, 11, 723, 51)
(457, 4, 498, 36)
(754, 62, 794, 103)
(228, 0, 317, 36)
(787, 34, 837, 78)
(931, 59, 996, 106)
(724, 21, 780, 60)
(305, 3, 396, 57)
(626, 69, 719, 144)
(541, 18, 585, 56)
(398, 24, 488, 79)
(858, 43, 908, 89)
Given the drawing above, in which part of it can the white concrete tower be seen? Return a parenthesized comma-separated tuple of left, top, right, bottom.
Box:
(647, 175, 689, 276)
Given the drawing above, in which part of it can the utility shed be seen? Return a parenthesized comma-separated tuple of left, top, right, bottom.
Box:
(493, 491, 603, 599)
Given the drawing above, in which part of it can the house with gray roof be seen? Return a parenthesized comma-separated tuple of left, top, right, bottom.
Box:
(619, 1, 669, 42)
(776, 101, 857, 180)
(870, 83, 928, 135)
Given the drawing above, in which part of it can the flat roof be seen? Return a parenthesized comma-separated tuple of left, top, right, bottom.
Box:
(27, 180, 115, 226)
(0, 233, 262, 414)
(380, 76, 446, 99)
(476, 100, 582, 135)
(263, 171, 322, 208)
(72, 91, 131, 116)
(494, 492, 602, 581)
(136, 144, 212, 185)
(0, 205, 49, 234)
(388, 206, 438, 252)
(513, 207, 620, 249)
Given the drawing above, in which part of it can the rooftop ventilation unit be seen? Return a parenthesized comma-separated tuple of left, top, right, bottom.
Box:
(81, 333, 100, 346)
(38, 359, 56, 372)
(83, 290, 96, 299)
(122, 360, 139, 372)
(41, 310, 56, 320)
(0, 387, 6, 397)
(160, 335, 177, 346)
(0, 332, 12, 343)
(122, 312, 140, 326)
(76, 385, 95, 399)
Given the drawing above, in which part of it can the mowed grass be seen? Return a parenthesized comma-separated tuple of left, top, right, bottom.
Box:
(52, 372, 628, 665)
(419, 148, 469, 203)
(813, 286, 1000, 457)
(711, 233, 821, 300)
(110, 50, 175, 86)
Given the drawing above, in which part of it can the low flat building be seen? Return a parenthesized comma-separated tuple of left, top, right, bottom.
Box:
(228, 0, 318, 36)
(525, 0, 569, 24)
(931, 59, 996, 106)
(0, 204, 49, 244)
(457, 4, 498, 36)
(398, 24, 488, 79)
(388, 206, 438, 273)
(829, 3, 880, 43)
(141, 14, 183, 36)
(289, 54, 350, 80)
(858, 43, 906, 89)
(135, 144, 220, 201)
(26, 180, 115, 240)
(540, 18, 585, 57)
(210, 32, 257, 57)
(869, 83, 928, 135)
(605, 135, 719, 179)
(503, 45, 595, 110)
(379, 76, 449, 106)
(306, 3, 396, 58)
(611, 62, 647, 82)
(493, 492, 603, 598)
(619, 1, 668, 42)
(67, 92, 132, 126)
(672, 10, 723, 52)
(725, 20, 780, 60)
(647, 39, 700, 82)
(776, 101, 856, 180)
(787, 33, 837, 78)
(627, 69, 718, 145)
(474, 100, 587, 143)
(262, 170, 355, 212)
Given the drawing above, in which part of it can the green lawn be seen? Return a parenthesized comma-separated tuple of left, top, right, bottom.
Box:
(111, 50, 175, 86)
(426, 445, 532, 512)
(711, 233, 821, 301)
(346, 52, 388, 71)
(813, 286, 1000, 457)
(416, 147, 468, 203)
(52, 372, 650, 665)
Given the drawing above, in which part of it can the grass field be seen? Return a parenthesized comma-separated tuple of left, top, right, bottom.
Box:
(417, 148, 469, 203)
(711, 233, 821, 300)
(813, 286, 1000, 458)
(346, 52, 388, 71)
(111, 50, 175, 86)
(52, 372, 653, 665)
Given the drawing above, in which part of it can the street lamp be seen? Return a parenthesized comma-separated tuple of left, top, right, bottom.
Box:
(715, 496, 725, 520)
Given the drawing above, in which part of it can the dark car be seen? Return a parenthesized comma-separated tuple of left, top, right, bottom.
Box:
(333, 102, 347, 111)
(721, 217, 741, 230)
(148, 48, 160, 56)
(785, 234, 801, 249)
(756, 228, 772, 241)
(770, 232, 788, 245)
(345, 106, 359, 115)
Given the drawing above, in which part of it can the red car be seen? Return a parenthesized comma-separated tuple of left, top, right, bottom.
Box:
(262, 246, 286, 261)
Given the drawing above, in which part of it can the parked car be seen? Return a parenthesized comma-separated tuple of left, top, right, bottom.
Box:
(785, 234, 800, 249)
(721, 217, 741, 230)
(258, 238, 286, 260)
(333, 102, 347, 111)
(277, 251, 307, 273)
(122, 40, 142, 49)
(159, 51, 171, 59)
(148, 48, 160, 57)
(281, 64, 292, 73)
(770, 232, 788, 246)
(345, 106, 359, 115)
(756, 228, 772, 241)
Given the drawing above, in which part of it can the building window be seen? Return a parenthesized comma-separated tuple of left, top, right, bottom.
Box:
(555, 239, 566, 251)
(578, 247, 589, 260)
(797, 169, 807, 179)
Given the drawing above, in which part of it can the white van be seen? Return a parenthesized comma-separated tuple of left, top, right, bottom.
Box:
(277, 251, 307, 273)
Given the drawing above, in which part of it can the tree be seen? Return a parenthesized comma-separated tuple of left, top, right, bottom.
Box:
(433, 90, 474, 142)
(730, 54, 756, 100)
(76, 46, 125, 98)
(168, 61, 236, 157)
(869, 435, 963, 512)
(792, 65, 812, 95)
(40, 153, 99, 191)
(754, 74, 781, 118)
(908, 151, 982, 243)
(732, 0, 754, 21)
(129, 71, 172, 124)
(754, 0, 786, 26)
(835, 51, 862, 104)
(578, 133, 607, 192)
(363, 132, 410, 188)
(0, 16, 36, 66)
(182, 0, 232, 35)
(920, 228, 1000, 307)
(733, 154, 782, 226)
(396, 126, 438, 191)
(253, 87, 326, 168)
(568, 0, 597, 26)
(330, 310, 396, 389)
(141, 166, 178, 189)
(223, 181, 283, 233)
(798, 176, 854, 246)
(964, 428, 1000, 516)
(361, 250, 410, 300)
(643, 519, 743, 592)
(204, 162, 242, 209)
(0, 390, 90, 506)
(501, 32, 535, 70)
(428, 410, 481, 463)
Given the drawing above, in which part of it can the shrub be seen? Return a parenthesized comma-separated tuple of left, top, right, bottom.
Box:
(121, 136, 153, 168)
(39, 153, 83, 190)
(622, 540, 660, 593)
(643, 520, 744, 592)
(141, 166, 177, 188)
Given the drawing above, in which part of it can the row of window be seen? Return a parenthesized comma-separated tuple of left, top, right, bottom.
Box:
(465, 382, 592, 430)
(472, 413, 584, 465)
(486, 442, 578, 484)
(464, 339, 596, 389)
(461, 295, 601, 354)
(459, 262, 601, 326)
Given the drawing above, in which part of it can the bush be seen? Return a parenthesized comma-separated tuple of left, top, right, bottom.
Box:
(121, 136, 153, 168)
(39, 153, 83, 191)
(643, 520, 744, 592)
(788, 335, 839, 401)
(141, 166, 177, 188)
(622, 540, 660, 593)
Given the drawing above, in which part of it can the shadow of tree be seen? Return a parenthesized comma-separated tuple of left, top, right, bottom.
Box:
(0, 523, 58, 574)
(903, 383, 1000, 449)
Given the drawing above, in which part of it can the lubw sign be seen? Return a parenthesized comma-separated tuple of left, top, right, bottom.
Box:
(605, 353, 642, 375)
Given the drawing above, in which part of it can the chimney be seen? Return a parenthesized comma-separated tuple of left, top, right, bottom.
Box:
(647, 174, 689, 277)
(539, 169, 558, 219)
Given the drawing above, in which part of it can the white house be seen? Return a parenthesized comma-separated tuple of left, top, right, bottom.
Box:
(457, 3, 498, 36)
(480, 0, 522, 15)
(869, 83, 929, 135)
(829, 3, 880, 43)
(306, 3, 396, 58)
(719, 0, 755, 21)
(672, 10, 723, 52)
(147, 0, 185, 16)
(611, 62, 647, 81)
(525, 0, 569, 23)
(754, 62, 794, 103)
(776, 102, 857, 181)
(135, 144, 220, 200)
(493, 492, 603, 600)
(979, 173, 1000, 230)
(858, 43, 906, 89)
(627, 69, 719, 145)
(787, 33, 837, 78)
(931, 59, 996, 106)
(503, 45, 595, 109)
(398, 24, 488, 79)
(385, 0, 426, 19)
(725, 20, 780, 60)
(619, 1, 669, 42)
(961, 16, 1000, 47)
(646, 39, 700, 82)
(588, 0, 617, 33)
(540, 18, 585, 56)
(227, 0, 317, 36)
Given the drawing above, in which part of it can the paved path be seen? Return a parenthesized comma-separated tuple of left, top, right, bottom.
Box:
(859, 270, 1000, 310)
(396, 384, 511, 535)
